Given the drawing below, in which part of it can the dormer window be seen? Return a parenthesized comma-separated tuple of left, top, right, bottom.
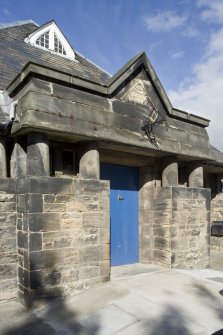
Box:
(36, 31, 49, 49)
(54, 33, 66, 55)
(25, 21, 75, 60)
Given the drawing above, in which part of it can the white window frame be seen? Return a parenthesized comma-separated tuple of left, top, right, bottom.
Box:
(25, 21, 75, 60)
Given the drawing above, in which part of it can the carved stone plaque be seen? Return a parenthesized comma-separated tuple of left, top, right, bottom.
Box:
(122, 81, 148, 105)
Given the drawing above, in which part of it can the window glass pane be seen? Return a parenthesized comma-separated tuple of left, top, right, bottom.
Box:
(54, 33, 66, 55)
(36, 31, 49, 49)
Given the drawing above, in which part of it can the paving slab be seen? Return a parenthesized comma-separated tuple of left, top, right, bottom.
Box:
(1, 264, 223, 335)
(78, 305, 136, 335)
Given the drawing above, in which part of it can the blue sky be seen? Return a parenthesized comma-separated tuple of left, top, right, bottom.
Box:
(1, 0, 223, 150)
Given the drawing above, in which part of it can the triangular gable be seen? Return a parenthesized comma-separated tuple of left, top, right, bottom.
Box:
(107, 52, 209, 127)
(24, 20, 75, 60)
(108, 52, 172, 115)
(5, 47, 209, 128)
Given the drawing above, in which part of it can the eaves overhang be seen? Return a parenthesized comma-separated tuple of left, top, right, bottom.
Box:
(6, 62, 108, 96)
(6, 52, 210, 128)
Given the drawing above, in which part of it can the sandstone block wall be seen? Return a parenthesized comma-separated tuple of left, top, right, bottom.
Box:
(211, 193, 223, 251)
(16, 177, 110, 306)
(171, 188, 210, 269)
(140, 186, 211, 269)
(139, 184, 154, 264)
(0, 180, 17, 302)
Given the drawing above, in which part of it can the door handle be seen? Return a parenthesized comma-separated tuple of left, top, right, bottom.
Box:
(117, 194, 124, 201)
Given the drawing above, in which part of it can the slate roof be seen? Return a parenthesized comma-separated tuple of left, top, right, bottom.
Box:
(0, 21, 111, 90)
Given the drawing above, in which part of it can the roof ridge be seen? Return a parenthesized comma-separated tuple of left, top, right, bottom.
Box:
(108, 51, 145, 85)
(0, 20, 38, 29)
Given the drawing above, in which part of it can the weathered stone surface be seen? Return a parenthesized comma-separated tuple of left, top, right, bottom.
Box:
(30, 270, 44, 289)
(29, 233, 42, 251)
(28, 194, 43, 213)
(211, 193, 223, 251)
(162, 157, 178, 187)
(79, 142, 100, 180)
(140, 185, 210, 269)
(153, 249, 171, 267)
(44, 202, 66, 212)
(43, 232, 74, 249)
(154, 211, 171, 226)
(17, 231, 28, 249)
(0, 194, 15, 202)
(61, 213, 82, 230)
(100, 244, 110, 260)
(14, 176, 110, 304)
(66, 200, 86, 212)
(0, 202, 16, 212)
(29, 213, 61, 232)
(172, 187, 192, 199)
(63, 249, 78, 265)
(29, 250, 64, 271)
(78, 246, 100, 264)
(27, 133, 50, 176)
(82, 212, 100, 228)
(79, 266, 99, 280)
(0, 139, 7, 178)
(29, 177, 73, 194)
(99, 260, 110, 277)
(188, 164, 203, 188)
(17, 194, 28, 213)
(0, 264, 17, 280)
(0, 187, 17, 302)
(0, 252, 17, 264)
(10, 139, 27, 178)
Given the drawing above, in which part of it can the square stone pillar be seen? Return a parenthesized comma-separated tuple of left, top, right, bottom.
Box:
(162, 157, 178, 187)
(139, 164, 161, 264)
(27, 133, 50, 176)
(17, 177, 110, 307)
(139, 186, 210, 269)
(0, 138, 7, 177)
(188, 163, 204, 188)
(79, 142, 99, 179)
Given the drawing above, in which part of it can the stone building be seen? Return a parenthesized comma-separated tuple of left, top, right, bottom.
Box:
(1, 20, 223, 306)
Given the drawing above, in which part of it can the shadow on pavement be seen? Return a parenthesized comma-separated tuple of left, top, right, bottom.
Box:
(2, 296, 101, 335)
(194, 283, 223, 320)
(211, 330, 223, 335)
(143, 305, 190, 335)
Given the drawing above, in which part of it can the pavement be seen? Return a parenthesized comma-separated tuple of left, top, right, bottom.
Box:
(1, 263, 223, 335)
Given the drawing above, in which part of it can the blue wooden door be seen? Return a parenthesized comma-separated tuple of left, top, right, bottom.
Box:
(101, 163, 139, 266)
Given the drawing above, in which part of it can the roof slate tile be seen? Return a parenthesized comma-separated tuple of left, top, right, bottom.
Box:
(0, 22, 110, 90)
